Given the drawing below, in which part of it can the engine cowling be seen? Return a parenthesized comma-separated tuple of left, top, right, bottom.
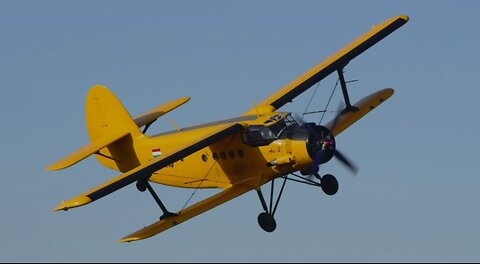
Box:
(304, 123, 336, 165)
(277, 123, 336, 170)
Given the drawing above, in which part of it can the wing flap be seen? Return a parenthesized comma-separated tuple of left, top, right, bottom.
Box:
(52, 123, 245, 211)
(326, 88, 394, 136)
(47, 129, 129, 171)
(134, 97, 190, 128)
(243, 15, 408, 115)
(119, 184, 253, 242)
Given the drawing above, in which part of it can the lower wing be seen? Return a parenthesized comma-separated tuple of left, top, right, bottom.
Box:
(119, 184, 253, 242)
(326, 88, 394, 136)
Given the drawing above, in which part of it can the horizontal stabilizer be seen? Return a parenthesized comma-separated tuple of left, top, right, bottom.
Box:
(134, 97, 191, 128)
(119, 184, 253, 242)
(46, 130, 129, 171)
(326, 88, 394, 136)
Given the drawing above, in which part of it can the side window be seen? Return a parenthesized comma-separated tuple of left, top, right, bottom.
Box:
(242, 125, 275, 146)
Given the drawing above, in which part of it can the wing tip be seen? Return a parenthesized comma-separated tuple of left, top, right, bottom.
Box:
(118, 237, 138, 243)
(46, 162, 66, 171)
(398, 15, 410, 23)
(52, 196, 92, 212)
(383, 87, 395, 97)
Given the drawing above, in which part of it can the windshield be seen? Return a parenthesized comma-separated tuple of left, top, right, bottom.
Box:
(242, 114, 299, 146)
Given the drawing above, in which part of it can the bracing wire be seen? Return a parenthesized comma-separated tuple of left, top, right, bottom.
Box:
(300, 77, 340, 125)
(302, 81, 321, 117)
(318, 78, 339, 125)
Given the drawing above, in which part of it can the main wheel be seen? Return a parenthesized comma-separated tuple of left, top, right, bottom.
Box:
(321, 174, 338, 196)
(257, 212, 277, 232)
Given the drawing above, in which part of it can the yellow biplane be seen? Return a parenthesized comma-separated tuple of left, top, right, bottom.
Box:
(48, 15, 408, 242)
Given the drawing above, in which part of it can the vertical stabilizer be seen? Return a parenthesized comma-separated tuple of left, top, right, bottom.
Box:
(85, 85, 142, 172)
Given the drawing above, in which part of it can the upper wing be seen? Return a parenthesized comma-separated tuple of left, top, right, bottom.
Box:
(243, 15, 408, 115)
(119, 184, 253, 242)
(52, 122, 245, 211)
(134, 96, 190, 128)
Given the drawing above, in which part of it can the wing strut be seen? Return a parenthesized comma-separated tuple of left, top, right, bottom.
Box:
(337, 68, 359, 113)
(137, 180, 177, 219)
(337, 68, 358, 114)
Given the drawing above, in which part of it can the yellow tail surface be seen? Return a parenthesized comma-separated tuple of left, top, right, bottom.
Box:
(47, 85, 143, 171)
(85, 85, 143, 172)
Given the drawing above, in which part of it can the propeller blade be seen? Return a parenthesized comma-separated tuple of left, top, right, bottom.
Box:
(325, 104, 345, 133)
(334, 149, 358, 174)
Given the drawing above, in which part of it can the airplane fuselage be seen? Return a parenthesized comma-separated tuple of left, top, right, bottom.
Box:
(96, 112, 314, 190)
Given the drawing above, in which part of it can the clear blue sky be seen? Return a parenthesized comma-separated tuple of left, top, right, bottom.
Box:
(1, 0, 479, 262)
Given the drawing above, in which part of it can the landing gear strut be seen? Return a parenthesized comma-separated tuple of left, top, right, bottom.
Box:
(256, 177, 288, 232)
(288, 172, 339, 196)
(253, 173, 340, 232)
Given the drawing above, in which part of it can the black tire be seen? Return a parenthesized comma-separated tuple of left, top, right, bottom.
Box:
(321, 174, 338, 196)
(136, 180, 148, 192)
(257, 212, 277, 232)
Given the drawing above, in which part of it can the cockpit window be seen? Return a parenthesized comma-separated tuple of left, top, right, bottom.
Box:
(242, 125, 275, 146)
(242, 114, 299, 146)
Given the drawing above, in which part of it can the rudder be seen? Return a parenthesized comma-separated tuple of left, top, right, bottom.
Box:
(86, 85, 142, 172)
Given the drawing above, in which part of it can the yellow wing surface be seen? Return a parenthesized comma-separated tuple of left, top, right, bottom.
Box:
(326, 88, 395, 136)
(119, 184, 253, 242)
(134, 96, 190, 128)
(52, 122, 245, 211)
(243, 15, 408, 115)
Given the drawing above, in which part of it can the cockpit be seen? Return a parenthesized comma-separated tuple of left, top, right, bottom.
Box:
(242, 113, 299, 146)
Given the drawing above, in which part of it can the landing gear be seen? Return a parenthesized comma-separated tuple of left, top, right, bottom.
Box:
(137, 179, 177, 220)
(258, 212, 276, 232)
(286, 172, 339, 196)
(256, 177, 288, 233)
(253, 173, 340, 233)
(319, 174, 338, 196)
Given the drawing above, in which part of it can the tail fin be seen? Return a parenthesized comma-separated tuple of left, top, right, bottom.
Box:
(86, 85, 142, 172)
(86, 85, 141, 140)
(47, 85, 142, 172)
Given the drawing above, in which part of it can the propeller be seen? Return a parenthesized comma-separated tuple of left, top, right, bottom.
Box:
(328, 104, 358, 174)
(305, 104, 358, 177)
(333, 147, 358, 174)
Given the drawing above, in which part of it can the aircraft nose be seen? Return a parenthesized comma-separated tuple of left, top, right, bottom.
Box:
(304, 123, 336, 164)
